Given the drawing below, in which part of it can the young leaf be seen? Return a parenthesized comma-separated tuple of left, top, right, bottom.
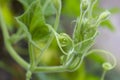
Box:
(16, 0, 50, 40)
(75, 31, 98, 54)
(101, 20, 115, 31)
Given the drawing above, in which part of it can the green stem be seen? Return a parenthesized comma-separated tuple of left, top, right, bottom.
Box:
(34, 66, 67, 73)
(71, 53, 86, 71)
(29, 42, 36, 70)
(10, 33, 26, 43)
(26, 70, 32, 80)
(53, 0, 61, 30)
(88, 0, 97, 18)
(54, 11, 60, 30)
(0, 12, 29, 70)
(101, 70, 107, 80)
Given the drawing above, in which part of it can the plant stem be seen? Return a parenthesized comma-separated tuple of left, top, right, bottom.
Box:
(101, 70, 107, 80)
(0, 12, 29, 70)
(29, 42, 36, 70)
(26, 70, 32, 80)
(34, 66, 67, 73)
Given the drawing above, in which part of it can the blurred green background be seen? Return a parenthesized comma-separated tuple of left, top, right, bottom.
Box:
(0, 0, 120, 80)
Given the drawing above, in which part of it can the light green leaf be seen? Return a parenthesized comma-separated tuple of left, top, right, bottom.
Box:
(101, 20, 115, 31)
(109, 7, 120, 14)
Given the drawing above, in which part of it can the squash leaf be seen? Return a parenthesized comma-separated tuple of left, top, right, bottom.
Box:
(16, 0, 50, 40)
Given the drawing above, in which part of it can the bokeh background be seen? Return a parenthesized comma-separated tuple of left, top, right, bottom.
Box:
(0, 0, 120, 80)
(96, 0, 120, 69)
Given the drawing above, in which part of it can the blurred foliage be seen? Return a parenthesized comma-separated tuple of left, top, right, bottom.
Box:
(0, 0, 13, 27)
(0, 0, 120, 80)
(62, 0, 80, 16)
(62, 0, 119, 31)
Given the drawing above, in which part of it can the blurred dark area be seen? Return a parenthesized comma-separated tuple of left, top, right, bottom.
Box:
(0, 28, 26, 80)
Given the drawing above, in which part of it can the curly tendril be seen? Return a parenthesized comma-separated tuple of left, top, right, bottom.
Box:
(47, 24, 74, 55)
(0, 0, 116, 80)
(86, 49, 116, 70)
(102, 62, 113, 71)
(57, 33, 74, 55)
(58, 33, 71, 47)
(86, 49, 116, 80)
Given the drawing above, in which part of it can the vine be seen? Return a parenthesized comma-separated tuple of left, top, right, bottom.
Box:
(0, 0, 116, 80)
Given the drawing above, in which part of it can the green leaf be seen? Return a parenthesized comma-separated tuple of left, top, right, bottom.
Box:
(40, 0, 56, 16)
(101, 20, 115, 31)
(43, 2, 56, 16)
(73, 18, 98, 55)
(75, 31, 98, 54)
(109, 7, 120, 14)
(17, 0, 50, 40)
